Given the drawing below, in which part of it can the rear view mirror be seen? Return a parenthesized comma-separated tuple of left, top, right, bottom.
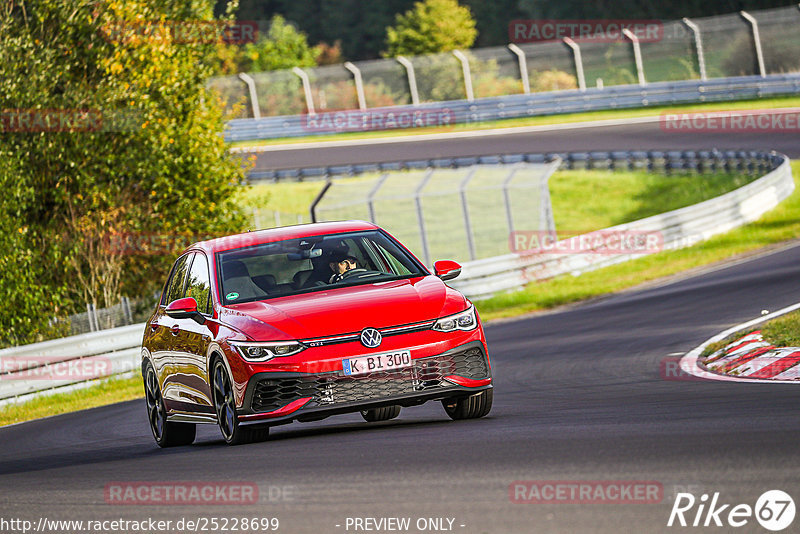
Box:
(165, 297, 206, 325)
(433, 260, 462, 281)
(287, 248, 323, 260)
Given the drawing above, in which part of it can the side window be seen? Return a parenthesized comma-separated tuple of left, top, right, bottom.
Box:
(185, 253, 212, 315)
(375, 243, 411, 275)
(164, 253, 191, 305)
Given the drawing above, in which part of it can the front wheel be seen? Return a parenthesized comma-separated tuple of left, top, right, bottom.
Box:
(144, 363, 196, 447)
(212, 358, 269, 445)
(442, 388, 493, 420)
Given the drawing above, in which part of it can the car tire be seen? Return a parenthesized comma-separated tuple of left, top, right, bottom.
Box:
(211, 357, 269, 445)
(360, 405, 401, 422)
(144, 363, 196, 447)
(442, 388, 493, 420)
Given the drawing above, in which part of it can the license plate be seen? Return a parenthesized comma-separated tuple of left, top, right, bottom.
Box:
(342, 350, 412, 377)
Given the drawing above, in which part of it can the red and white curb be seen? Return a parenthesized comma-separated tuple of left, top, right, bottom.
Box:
(702, 331, 800, 379)
(679, 302, 800, 383)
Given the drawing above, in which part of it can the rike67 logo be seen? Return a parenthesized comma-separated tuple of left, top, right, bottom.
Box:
(668, 490, 795, 531)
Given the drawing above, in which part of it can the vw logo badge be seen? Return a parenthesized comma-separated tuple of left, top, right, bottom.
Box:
(360, 328, 382, 348)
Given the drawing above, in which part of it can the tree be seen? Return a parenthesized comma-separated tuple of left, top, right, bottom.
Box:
(383, 0, 477, 57)
(238, 15, 318, 72)
(0, 0, 249, 346)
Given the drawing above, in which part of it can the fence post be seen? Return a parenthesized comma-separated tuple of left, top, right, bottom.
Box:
(237, 73, 261, 119)
(292, 67, 316, 115)
(396, 56, 420, 106)
(623, 29, 647, 86)
(502, 167, 520, 235)
(415, 169, 435, 266)
(87, 303, 97, 332)
(507, 44, 531, 94)
(366, 173, 390, 223)
(310, 179, 333, 223)
(740, 11, 766, 77)
(540, 159, 560, 234)
(562, 37, 586, 91)
(458, 167, 479, 260)
(122, 296, 133, 324)
(452, 50, 475, 102)
(682, 18, 707, 81)
(344, 62, 367, 111)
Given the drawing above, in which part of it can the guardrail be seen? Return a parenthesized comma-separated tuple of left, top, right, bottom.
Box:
(0, 323, 143, 405)
(0, 149, 791, 403)
(224, 73, 800, 143)
(450, 150, 793, 298)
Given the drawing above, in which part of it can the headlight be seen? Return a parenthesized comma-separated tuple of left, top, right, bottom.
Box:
(229, 340, 306, 362)
(432, 305, 478, 332)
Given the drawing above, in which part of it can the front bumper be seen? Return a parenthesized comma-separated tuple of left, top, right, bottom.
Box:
(237, 341, 491, 425)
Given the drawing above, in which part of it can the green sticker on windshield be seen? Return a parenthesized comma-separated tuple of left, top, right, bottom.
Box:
(226, 292, 239, 301)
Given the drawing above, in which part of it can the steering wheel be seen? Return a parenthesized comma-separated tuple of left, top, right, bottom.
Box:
(339, 267, 368, 279)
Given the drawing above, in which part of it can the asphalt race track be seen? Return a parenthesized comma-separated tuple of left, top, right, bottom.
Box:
(2, 124, 800, 533)
(249, 120, 800, 172)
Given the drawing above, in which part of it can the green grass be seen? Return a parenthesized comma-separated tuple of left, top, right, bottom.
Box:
(0, 375, 143, 427)
(475, 161, 800, 321)
(700, 310, 800, 360)
(549, 170, 753, 233)
(229, 95, 800, 148)
(760, 310, 800, 347)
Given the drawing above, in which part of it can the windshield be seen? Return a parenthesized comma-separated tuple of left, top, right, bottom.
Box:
(216, 230, 427, 305)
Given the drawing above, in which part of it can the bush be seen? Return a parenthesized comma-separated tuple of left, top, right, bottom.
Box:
(0, 0, 249, 346)
(531, 70, 578, 92)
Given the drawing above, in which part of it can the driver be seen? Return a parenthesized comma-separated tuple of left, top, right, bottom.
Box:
(328, 252, 359, 283)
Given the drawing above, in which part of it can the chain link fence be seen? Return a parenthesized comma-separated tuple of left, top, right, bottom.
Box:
(250, 208, 309, 229)
(210, 6, 800, 119)
(49, 295, 158, 336)
(312, 162, 559, 266)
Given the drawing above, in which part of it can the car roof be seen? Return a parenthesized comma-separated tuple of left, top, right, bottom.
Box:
(190, 220, 380, 254)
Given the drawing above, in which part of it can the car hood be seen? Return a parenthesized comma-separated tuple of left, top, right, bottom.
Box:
(219, 276, 467, 340)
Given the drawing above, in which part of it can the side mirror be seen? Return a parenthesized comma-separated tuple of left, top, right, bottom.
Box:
(433, 260, 462, 281)
(165, 297, 206, 325)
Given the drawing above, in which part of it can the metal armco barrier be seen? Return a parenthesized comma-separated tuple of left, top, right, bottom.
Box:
(224, 74, 800, 143)
(450, 150, 793, 298)
(0, 323, 143, 405)
(0, 150, 791, 402)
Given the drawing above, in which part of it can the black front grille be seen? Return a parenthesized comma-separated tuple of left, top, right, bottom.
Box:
(250, 347, 488, 413)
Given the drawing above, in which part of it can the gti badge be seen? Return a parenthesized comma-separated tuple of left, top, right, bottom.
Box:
(360, 328, 382, 348)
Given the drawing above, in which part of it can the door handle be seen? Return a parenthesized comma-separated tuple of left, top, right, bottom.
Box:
(170, 325, 180, 336)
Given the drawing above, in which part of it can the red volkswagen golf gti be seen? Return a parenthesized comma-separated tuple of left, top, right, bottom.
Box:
(141, 221, 492, 446)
